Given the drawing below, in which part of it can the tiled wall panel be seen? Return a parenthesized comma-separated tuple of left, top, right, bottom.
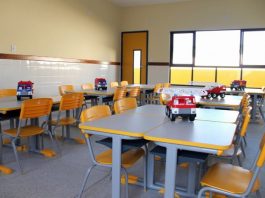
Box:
(0, 59, 120, 96)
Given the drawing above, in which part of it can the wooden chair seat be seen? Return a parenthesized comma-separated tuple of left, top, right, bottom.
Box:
(96, 148, 144, 168)
(201, 163, 260, 194)
(50, 117, 77, 126)
(4, 126, 44, 137)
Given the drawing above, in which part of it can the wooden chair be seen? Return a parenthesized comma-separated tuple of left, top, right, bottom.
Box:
(3, 98, 57, 173)
(163, 83, 171, 88)
(58, 85, 74, 96)
(128, 86, 141, 104)
(147, 83, 163, 104)
(81, 83, 98, 106)
(49, 93, 84, 150)
(114, 97, 137, 114)
(113, 87, 127, 102)
(81, 83, 93, 90)
(121, 81, 128, 87)
(159, 93, 171, 105)
(198, 133, 265, 198)
(110, 82, 118, 88)
(213, 107, 251, 166)
(78, 105, 146, 198)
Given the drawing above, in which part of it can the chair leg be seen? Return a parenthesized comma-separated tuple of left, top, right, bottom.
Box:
(256, 190, 262, 198)
(78, 165, 96, 198)
(237, 156, 242, 167)
(258, 106, 265, 122)
(243, 136, 247, 147)
(11, 138, 23, 174)
(143, 145, 148, 192)
(240, 141, 246, 158)
(47, 130, 61, 157)
(121, 167, 129, 198)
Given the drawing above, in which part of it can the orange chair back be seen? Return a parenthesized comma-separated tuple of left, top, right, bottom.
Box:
(257, 133, 265, 167)
(240, 107, 251, 137)
(0, 89, 17, 97)
(120, 81, 128, 87)
(114, 97, 137, 114)
(81, 83, 93, 90)
(59, 93, 84, 111)
(20, 98, 53, 119)
(129, 86, 140, 98)
(163, 83, 171, 88)
(160, 93, 171, 105)
(154, 83, 163, 93)
(113, 87, 127, 102)
(59, 85, 74, 96)
(110, 82, 118, 88)
(81, 105, 111, 123)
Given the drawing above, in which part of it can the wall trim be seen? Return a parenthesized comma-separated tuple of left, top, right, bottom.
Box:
(148, 62, 169, 66)
(0, 53, 120, 66)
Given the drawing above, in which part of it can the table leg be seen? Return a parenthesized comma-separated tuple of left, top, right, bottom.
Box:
(164, 145, 177, 198)
(142, 90, 146, 105)
(112, 136, 122, 198)
(251, 94, 257, 121)
(0, 123, 2, 163)
(187, 162, 196, 195)
(147, 148, 155, 188)
(98, 96, 103, 105)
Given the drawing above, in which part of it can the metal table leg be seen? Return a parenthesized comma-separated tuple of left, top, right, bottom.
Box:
(112, 136, 122, 198)
(66, 110, 70, 139)
(164, 145, 177, 198)
(187, 162, 197, 195)
(98, 96, 103, 105)
(251, 94, 258, 121)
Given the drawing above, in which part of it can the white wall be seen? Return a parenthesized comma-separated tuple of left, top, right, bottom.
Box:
(0, 59, 120, 96)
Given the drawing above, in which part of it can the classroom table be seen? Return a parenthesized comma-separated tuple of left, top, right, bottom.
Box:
(79, 112, 168, 198)
(144, 120, 237, 198)
(0, 96, 61, 173)
(195, 95, 243, 110)
(67, 89, 115, 105)
(79, 104, 238, 198)
(226, 88, 265, 121)
(130, 105, 239, 124)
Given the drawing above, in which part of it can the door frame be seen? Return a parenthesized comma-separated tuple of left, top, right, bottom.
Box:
(121, 30, 149, 84)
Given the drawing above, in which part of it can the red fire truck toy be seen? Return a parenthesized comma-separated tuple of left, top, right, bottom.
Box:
(16, 81, 33, 100)
(95, 78, 107, 90)
(230, 80, 247, 91)
(203, 85, 226, 99)
(165, 95, 196, 121)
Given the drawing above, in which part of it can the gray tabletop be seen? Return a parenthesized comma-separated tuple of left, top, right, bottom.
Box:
(127, 105, 239, 123)
(67, 89, 115, 96)
(195, 95, 242, 108)
(144, 120, 237, 151)
(79, 112, 168, 137)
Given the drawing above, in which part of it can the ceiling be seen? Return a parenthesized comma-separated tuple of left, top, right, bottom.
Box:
(109, 0, 191, 7)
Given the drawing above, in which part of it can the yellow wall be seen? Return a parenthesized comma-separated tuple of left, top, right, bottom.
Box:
(242, 69, 265, 88)
(0, 0, 121, 61)
(193, 68, 215, 82)
(170, 67, 192, 84)
(217, 68, 241, 86)
(120, 0, 265, 62)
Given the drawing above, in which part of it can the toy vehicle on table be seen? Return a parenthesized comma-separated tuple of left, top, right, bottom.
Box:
(230, 80, 247, 91)
(16, 81, 33, 100)
(203, 85, 226, 99)
(95, 78, 107, 91)
(166, 95, 196, 121)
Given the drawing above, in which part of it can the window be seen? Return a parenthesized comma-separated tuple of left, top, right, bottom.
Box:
(195, 30, 240, 66)
(133, 50, 141, 84)
(243, 31, 265, 65)
(172, 33, 193, 64)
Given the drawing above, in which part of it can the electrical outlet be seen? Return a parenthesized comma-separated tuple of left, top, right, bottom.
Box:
(11, 44, 16, 53)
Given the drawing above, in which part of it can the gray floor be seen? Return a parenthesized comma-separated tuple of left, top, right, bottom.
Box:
(0, 118, 265, 198)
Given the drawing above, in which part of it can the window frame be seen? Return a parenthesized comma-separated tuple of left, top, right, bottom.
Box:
(169, 28, 265, 87)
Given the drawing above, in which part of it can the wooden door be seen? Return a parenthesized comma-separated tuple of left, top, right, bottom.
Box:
(121, 31, 148, 84)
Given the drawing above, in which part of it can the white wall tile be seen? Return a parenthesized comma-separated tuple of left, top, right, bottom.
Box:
(0, 59, 121, 97)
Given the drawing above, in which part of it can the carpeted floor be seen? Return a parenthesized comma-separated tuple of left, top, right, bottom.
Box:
(0, 118, 265, 198)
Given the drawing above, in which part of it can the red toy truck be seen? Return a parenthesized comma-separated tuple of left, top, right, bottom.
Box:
(203, 85, 226, 99)
(230, 80, 247, 91)
(16, 81, 33, 100)
(95, 78, 107, 91)
(166, 95, 196, 121)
